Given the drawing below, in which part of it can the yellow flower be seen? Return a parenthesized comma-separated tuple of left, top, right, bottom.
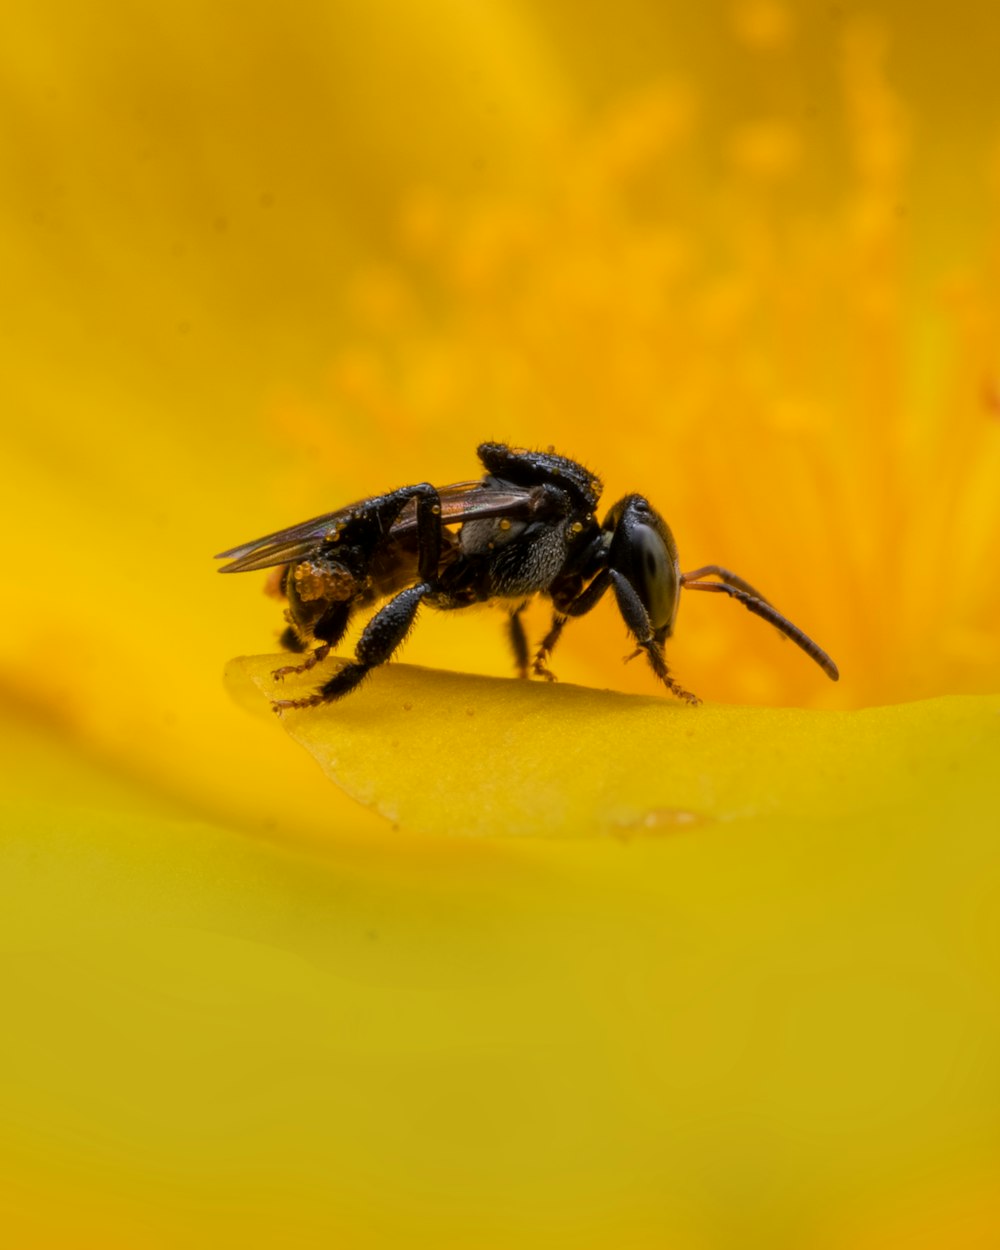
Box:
(1, 2, 999, 1247)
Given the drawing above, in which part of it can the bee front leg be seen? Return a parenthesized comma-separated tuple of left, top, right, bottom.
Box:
(608, 570, 700, 705)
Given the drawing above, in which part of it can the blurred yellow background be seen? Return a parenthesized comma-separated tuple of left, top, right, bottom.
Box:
(1, 1, 999, 1246)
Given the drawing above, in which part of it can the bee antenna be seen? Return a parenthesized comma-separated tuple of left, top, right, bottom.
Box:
(682, 580, 839, 681)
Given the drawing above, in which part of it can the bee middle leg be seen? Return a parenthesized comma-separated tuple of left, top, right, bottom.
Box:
(531, 614, 565, 681)
(507, 604, 530, 678)
(533, 571, 612, 680)
(273, 583, 433, 710)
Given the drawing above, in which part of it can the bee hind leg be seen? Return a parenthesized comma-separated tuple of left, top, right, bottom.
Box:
(273, 583, 433, 711)
(273, 483, 444, 709)
(278, 625, 307, 653)
(271, 602, 352, 681)
(271, 646, 331, 681)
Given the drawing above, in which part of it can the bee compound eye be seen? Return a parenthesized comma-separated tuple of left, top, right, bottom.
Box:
(632, 522, 678, 633)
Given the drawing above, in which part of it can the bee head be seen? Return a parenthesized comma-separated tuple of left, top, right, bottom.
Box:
(603, 495, 682, 637)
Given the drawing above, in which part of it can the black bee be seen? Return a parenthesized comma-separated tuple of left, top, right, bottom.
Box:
(216, 442, 838, 710)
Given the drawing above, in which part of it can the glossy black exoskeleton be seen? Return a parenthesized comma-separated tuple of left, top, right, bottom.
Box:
(216, 442, 839, 709)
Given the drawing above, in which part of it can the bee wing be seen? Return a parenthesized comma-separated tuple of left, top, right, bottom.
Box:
(215, 480, 539, 574)
(391, 481, 540, 538)
(214, 500, 368, 573)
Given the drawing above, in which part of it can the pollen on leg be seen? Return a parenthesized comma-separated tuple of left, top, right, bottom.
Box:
(293, 562, 357, 603)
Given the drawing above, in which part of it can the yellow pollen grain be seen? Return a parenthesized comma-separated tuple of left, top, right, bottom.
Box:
(498, 518, 511, 531)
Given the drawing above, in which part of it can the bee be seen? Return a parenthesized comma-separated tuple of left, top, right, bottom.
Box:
(216, 442, 838, 710)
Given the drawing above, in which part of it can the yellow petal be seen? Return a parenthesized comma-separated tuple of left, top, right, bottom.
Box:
(227, 653, 1000, 840)
(3, 692, 1000, 1245)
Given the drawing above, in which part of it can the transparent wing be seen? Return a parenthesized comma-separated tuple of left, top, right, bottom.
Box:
(215, 480, 538, 574)
(214, 496, 380, 574)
